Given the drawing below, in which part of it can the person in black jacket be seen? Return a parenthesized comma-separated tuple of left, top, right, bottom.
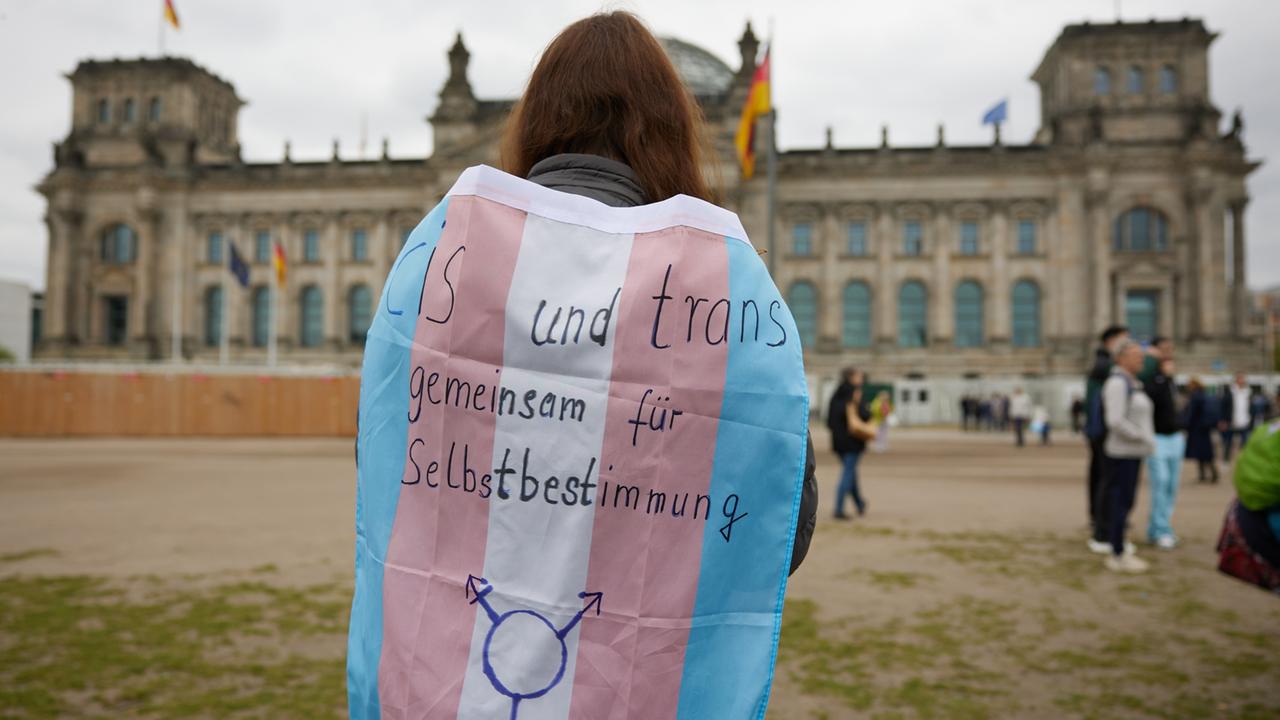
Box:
(1183, 377, 1219, 483)
(1085, 325, 1129, 554)
(826, 368, 870, 519)
(1143, 356, 1184, 548)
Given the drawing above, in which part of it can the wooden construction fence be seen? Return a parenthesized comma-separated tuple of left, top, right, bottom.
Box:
(0, 370, 359, 437)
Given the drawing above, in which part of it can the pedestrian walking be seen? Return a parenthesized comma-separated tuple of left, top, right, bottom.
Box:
(1184, 377, 1219, 483)
(1010, 387, 1032, 447)
(1102, 339, 1156, 572)
(1219, 373, 1255, 463)
(827, 369, 874, 519)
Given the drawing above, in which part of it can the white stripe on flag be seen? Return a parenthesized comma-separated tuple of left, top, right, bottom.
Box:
(457, 214, 634, 719)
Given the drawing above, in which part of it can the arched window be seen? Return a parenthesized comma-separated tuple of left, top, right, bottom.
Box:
(204, 286, 223, 347)
(1113, 207, 1169, 252)
(842, 281, 872, 348)
(348, 285, 372, 343)
(954, 280, 984, 348)
(122, 98, 136, 123)
(96, 98, 111, 124)
(1127, 66, 1145, 94)
(300, 285, 324, 348)
(1094, 66, 1112, 95)
(99, 224, 137, 264)
(1158, 65, 1177, 94)
(788, 281, 817, 349)
(251, 286, 271, 347)
(898, 281, 927, 348)
(1012, 280, 1041, 348)
(148, 96, 162, 122)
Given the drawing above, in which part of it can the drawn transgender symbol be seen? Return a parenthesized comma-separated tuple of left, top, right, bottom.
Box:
(466, 574, 603, 720)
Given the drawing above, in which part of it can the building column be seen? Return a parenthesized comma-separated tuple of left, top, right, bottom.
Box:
(1188, 183, 1225, 339)
(324, 213, 342, 350)
(1230, 199, 1247, 337)
(874, 203, 895, 349)
(990, 203, 1010, 345)
(42, 210, 78, 351)
(820, 204, 841, 347)
(1084, 189, 1112, 333)
(931, 203, 952, 345)
(130, 207, 161, 359)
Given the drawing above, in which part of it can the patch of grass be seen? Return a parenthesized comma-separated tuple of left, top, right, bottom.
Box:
(0, 574, 350, 718)
(865, 570, 932, 590)
(0, 548, 60, 563)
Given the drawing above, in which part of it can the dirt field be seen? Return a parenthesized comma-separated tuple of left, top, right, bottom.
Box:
(1, 428, 1277, 718)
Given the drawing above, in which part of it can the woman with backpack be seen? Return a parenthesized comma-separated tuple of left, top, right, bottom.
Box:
(1102, 339, 1157, 572)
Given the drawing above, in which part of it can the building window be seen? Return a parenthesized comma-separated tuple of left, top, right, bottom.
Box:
(1127, 65, 1144, 94)
(791, 223, 813, 256)
(902, 221, 923, 256)
(349, 285, 373, 344)
(303, 229, 320, 263)
(788, 281, 817, 349)
(207, 231, 223, 264)
(959, 221, 979, 256)
(254, 230, 271, 264)
(351, 228, 368, 261)
(1125, 290, 1160, 342)
(1113, 207, 1169, 252)
(148, 96, 162, 122)
(104, 296, 128, 346)
(898, 280, 927, 348)
(251, 286, 271, 347)
(96, 98, 111, 124)
(122, 98, 136, 123)
(204, 286, 223, 347)
(847, 221, 868, 256)
(300, 285, 324, 348)
(1017, 220, 1037, 255)
(1094, 67, 1111, 95)
(1159, 65, 1177, 94)
(954, 280, 984, 348)
(99, 224, 136, 264)
(1012, 280, 1041, 348)
(842, 281, 872, 348)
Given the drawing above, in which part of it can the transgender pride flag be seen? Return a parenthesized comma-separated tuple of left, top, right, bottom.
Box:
(348, 165, 809, 720)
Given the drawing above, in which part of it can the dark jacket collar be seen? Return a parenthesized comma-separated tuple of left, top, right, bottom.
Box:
(526, 153, 648, 208)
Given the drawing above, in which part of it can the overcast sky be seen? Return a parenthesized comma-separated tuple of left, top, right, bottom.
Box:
(1, 0, 1276, 292)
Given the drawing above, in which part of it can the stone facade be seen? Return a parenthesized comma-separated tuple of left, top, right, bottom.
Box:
(36, 19, 1262, 388)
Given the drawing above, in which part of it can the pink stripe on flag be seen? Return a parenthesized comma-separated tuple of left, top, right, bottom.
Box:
(378, 196, 526, 718)
(569, 227, 730, 718)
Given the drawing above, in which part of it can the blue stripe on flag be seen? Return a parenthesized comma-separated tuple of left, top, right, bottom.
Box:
(676, 237, 809, 719)
(347, 199, 450, 719)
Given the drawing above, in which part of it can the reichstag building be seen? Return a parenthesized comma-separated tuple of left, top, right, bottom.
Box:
(35, 18, 1261, 418)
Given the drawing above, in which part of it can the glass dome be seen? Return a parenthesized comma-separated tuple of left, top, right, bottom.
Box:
(659, 37, 735, 97)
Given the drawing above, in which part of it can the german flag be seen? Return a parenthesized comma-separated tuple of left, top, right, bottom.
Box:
(163, 0, 180, 30)
(734, 48, 771, 180)
(272, 241, 287, 286)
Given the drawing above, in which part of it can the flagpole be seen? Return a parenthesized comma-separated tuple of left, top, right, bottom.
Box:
(219, 231, 229, 366)
(765, 24, 777, 276)
(268, 250, 278, 368)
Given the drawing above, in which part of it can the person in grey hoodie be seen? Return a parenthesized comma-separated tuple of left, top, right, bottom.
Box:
(1102, 339, 1157, 572)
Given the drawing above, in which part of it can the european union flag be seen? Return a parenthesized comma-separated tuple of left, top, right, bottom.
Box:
(228, 242, 250, 288)
(982, 99, 1008, 127)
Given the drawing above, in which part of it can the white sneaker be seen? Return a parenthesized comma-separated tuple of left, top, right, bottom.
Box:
(1123, 541, 1136, 556)
(1105, 554, 1149, 573)
(1087, 539, 1111, 555)
(1155, 535, 1178, 550)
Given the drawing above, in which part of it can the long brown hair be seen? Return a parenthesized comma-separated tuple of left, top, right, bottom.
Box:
(500, 12, 714, 203)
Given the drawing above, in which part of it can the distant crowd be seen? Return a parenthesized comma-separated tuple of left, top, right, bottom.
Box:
(959, 389, 1051, 447)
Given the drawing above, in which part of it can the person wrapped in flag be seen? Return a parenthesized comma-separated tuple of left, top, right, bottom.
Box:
(347, 11, 817, 719)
